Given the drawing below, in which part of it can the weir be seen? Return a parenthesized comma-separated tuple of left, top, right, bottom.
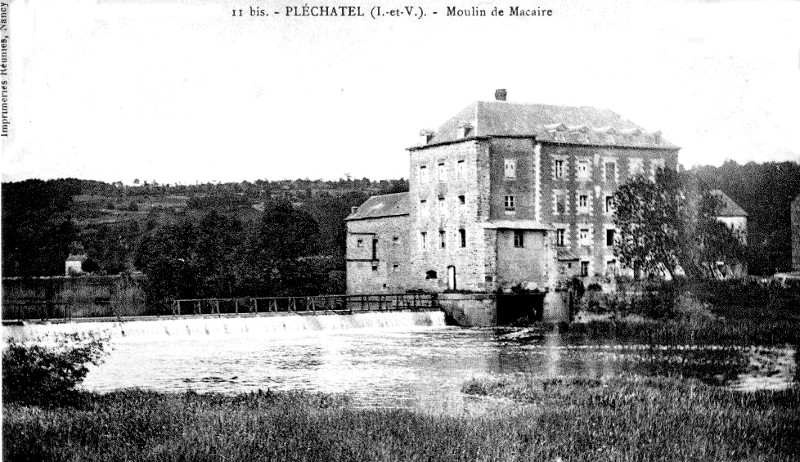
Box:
(2, 310, 447, 343)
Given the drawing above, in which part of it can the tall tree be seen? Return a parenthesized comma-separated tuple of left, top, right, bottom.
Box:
(613, 169, 748, 280)
(612, 169, 681, 278)
(238, 200, 321, 296)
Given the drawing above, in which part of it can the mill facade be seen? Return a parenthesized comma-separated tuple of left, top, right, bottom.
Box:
(346, 90, 680, 294)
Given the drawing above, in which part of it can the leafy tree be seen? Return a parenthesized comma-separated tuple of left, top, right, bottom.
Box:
(134, 221, 200, 311)
(192, 211, 244, 298)
(691, 160, 800, 274)
(239, 200, 321, 296)
(613, 169, 748, 280)
(612, 169, 681, 278)
(2, 331, 110, 406)
(679, 187, 748, 279)
(1, 179, 81, 276)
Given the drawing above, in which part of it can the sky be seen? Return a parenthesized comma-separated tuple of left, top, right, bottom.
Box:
(2, 0, 799, 184)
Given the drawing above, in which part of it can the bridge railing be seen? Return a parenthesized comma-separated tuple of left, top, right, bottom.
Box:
(170, 293, 439, 316)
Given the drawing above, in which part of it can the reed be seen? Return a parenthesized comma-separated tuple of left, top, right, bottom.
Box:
(4, 380, 799, 462)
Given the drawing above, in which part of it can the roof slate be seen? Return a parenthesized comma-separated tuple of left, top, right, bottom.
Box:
(711, 190, 748, 217)
(415, 100, 678, 149)
(346, 192, 410, 221)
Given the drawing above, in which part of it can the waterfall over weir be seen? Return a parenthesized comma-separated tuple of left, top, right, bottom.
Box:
(3, 311, 447, 343)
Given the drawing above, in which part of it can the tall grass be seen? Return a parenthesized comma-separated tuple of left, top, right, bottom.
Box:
(549, 318, 800, 346)
(4, 381, 799, 462)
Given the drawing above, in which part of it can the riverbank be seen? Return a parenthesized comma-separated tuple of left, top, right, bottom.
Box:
(4, 376, 799, 462)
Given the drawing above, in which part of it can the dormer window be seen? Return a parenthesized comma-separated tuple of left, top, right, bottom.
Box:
(419, 129, 434, 146)
(457, 123, 472, 139)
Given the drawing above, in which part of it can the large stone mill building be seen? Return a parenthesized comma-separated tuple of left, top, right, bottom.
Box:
(345, 90, 680, 295)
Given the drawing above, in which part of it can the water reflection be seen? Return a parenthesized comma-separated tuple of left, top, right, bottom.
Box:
(81, 326, 797, 411)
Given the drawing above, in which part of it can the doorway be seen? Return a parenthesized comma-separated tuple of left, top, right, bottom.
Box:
(447, 266, 456, 291)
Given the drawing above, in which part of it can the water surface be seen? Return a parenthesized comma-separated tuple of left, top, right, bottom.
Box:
(76, 320, 796, 411)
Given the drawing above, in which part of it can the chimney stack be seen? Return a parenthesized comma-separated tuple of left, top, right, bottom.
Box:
(351, 206, 359, 214)
(495, 89, 507, 101)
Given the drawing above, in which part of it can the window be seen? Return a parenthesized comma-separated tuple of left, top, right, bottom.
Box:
(630, 158, 643, 176)
(459, 229, 466, 248)
(514, 231, 525, 248)
(458, 195, 466, 206)
(604, 162, 616, 182)
(372, 238, 378, 260)
(554, 191, 566, 214)
(371, 262, 378, 272)
(356, 239, 364, 248)
(579, 228, 590, 245)
(426, 270, 438, 279)
(419, 200, 428, 218)
(392, 236, 399, 245)
(577, 160, 590, 180)
(556, 229, 566, 247)
(554, 159, 565, 179)
(419, 165, 428, 183)
(578, 194, 590, 214)
(457, 160, 466, 179)
(650, 159, 666, 181)
(439, 230, 446, 249)
(438, 162, 447, 182)
(504, 195, 516, 212)
(438, 197, 446, 215)
(420, 232, 428, 250)
(606, 229, 615, 246)
(392, 263, 400, 272)
(580, 261, 589, 277)
(504, 159, 517, 179)
(605, 196, 614, 214)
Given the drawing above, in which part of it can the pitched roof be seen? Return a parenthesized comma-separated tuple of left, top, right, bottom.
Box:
(710, 190, 748, 217)
(413, 100, 678, 150)
(345, 192, 410, 221)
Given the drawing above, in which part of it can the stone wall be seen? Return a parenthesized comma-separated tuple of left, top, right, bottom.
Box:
(537, 142, 679, 284)
(438, 292, 497, 327)
(408, 140, 493, 292)
(345, 214, 413, 294)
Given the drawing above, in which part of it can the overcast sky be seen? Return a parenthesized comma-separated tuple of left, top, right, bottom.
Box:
(3, 0, 799, 184)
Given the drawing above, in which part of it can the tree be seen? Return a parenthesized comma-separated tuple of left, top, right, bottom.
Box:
(679, 185, 747, 279)
(612, 169, 681, 278)
(613, 169, 748, 280)
(239, 200, 321, 296)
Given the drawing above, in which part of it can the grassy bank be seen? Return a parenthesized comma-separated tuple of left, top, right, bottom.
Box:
(4, 378, 799, 462)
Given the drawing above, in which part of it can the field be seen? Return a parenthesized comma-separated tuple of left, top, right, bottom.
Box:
(3, 377, 799, 462)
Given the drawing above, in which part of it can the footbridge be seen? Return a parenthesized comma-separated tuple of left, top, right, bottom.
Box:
(170, 293, 440, 316)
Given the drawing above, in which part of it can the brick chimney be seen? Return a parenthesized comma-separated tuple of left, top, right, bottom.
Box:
(495, 89, 507, 101)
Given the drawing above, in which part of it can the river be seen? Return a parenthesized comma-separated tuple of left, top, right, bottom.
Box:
(5, 312, 796, 412)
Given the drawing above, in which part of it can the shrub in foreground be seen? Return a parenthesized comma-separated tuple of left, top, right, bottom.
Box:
(2, 331, 110, 406)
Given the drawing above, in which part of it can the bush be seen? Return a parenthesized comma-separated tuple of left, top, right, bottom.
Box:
(2, 331, 111, 406)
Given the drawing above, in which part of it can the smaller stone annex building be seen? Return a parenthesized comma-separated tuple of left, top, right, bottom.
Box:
(346, 90, 680, 295)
